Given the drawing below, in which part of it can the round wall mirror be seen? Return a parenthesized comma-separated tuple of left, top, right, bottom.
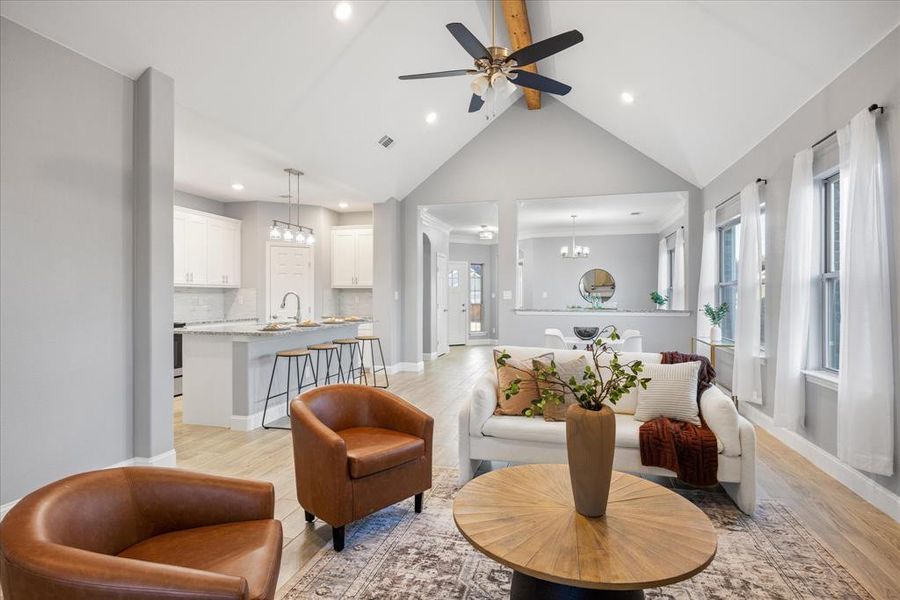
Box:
(578, 269, 616, 302)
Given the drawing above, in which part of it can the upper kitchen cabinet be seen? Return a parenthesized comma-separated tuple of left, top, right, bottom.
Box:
(173, 206, 241, 288)
(331, 226, 373, 288)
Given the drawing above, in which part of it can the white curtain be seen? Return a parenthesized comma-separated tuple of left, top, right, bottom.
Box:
(671, 229, 685, 310)
(696, 209, 717, 338)
(657, 238, 669, 309)
(733, 182, 762, 405)
(836, 110, 894, 475)
(773, 149, 816, 430)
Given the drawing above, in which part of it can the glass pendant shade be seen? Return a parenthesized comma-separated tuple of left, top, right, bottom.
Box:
(269, 225, 281, 240)
(306, 233, 316, 245)
(295, 230, 306, 244)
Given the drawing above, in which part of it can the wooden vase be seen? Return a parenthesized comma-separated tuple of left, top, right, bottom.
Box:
(565, 404, 616, 517)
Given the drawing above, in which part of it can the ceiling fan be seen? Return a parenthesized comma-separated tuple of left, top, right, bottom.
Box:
(398, 4, 583, 113)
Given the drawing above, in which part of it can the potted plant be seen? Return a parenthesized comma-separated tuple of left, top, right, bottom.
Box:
(650, 291, 668, 309)
(703, 302, 728, 342)
(495, 326, 650, 517)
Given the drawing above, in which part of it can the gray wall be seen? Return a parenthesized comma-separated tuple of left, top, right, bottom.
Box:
(701, 26, 900, 495)
(337, 211, 373, 226)
(174, 189, 226, 216)
(373, 199, 402, 366)
(449, 243, 499, 338)
(519, 234, 658, 310)
(399, 97, 702, 360)
(1, 19, 135, 503)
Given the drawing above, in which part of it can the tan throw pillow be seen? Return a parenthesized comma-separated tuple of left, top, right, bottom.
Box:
(535, 355, 589, 422)
(633, 362, 701, 425)
(494, 350, 553, 416)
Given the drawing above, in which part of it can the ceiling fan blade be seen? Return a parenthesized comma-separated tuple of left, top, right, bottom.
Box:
(446, 23, 490, 60)
(506, 30, 584, 67)
(509, 70, 572, 95)
(399, 69, 476, 80)
(468, 94, 485, 113)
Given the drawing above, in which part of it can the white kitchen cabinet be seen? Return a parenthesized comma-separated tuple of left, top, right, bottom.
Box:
(331, 226, 373, 288)
(174, 206, 241, 288)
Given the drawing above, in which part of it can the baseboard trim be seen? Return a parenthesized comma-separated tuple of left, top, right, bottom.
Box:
(422, 352, 439, 361)
(395, 361, 425, 372)
(0, 450, 178, 521)
(740, 403, 899, 521)
(231, 411, 266, 432)
(466, 338, 498, 346)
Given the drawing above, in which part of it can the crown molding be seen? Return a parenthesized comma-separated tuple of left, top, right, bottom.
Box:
(419, 208, 453, 234)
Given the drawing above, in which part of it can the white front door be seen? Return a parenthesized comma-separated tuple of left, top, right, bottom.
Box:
(268, 244, 314, 321)
(436, 253, 449, 355)
(448, 261, 469, 345)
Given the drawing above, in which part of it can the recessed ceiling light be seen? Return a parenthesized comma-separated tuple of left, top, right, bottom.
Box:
(620, 91, 635, 105)
(333, 2, 352, 21)
(231, 183, 244, 191)
(338, 202, 349, 209)
(425, 111, 438, 125)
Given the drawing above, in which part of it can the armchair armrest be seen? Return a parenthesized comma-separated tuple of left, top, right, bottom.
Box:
(127, 467, 275, 532)
(1, 543, 249, 600)
(700, 386, 741, 457)
(366, 388, 434, 445)
(467, 373, 498, 436)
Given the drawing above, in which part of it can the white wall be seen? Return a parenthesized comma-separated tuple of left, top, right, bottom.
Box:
(701, 27, 900, 496)
(398, 97, 702, 360)
(519, 234, 659, 310)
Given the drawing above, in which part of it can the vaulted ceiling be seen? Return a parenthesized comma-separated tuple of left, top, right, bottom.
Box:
(2, 1, 898, 210)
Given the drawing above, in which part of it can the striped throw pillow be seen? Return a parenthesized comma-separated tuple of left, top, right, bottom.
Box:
(633, 362, 701, 426)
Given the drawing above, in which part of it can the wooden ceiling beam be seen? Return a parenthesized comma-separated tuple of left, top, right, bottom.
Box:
(500, 0, 540, 110)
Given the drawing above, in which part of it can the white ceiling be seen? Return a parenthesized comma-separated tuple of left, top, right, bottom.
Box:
(2, 1, 898, 207)
(423, 202, 499, 234)
(518, 192, 687, 237)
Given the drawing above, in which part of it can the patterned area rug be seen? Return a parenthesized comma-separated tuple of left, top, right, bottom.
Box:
(280, 468, 871, 599)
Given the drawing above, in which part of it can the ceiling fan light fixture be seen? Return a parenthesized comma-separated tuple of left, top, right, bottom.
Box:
(470, 74, 489, 97)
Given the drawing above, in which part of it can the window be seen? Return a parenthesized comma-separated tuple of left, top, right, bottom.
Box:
(823, 173, 841, 371)
(666, 247, 675, 302)
(469, 263, 483, 333)
(448, 269, 459, 288)
(717, 219, 740, 342)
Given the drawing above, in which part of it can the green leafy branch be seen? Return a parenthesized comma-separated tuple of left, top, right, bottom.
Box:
(703, 303, 729, 326)
(495, 325, 651, 417)
(650, 291, 668, 306)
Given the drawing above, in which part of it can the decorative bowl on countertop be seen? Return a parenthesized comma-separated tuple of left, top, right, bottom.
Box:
(573, 326, 600, 340)
(260, 322, 291, 332)
(322, 318, 345, 324)
(297, 320, 320, 328)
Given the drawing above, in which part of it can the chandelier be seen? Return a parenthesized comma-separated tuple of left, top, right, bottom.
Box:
(269, 168, 315, 244)
(479, 225, 495, 240)
(560, 215, 590, 259)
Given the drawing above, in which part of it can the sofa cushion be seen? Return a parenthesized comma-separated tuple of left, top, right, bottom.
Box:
(534, 355, 589, 421)
(118, 520, 282, 600)
(634, 362, 701, 426)
(337, 427, 424, 478)
(494, 349, 553, 416)
(481, 413, 642, 449)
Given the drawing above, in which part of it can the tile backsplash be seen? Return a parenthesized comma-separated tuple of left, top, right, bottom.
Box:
(174, 287, 257, 323)
(335, 289, 372, 317)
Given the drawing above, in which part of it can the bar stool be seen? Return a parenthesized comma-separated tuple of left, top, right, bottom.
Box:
(356, 335, 389, 388)
(263, 349, 314, 430)
(308, 343, 341, 385)
(333, 339, 365, 384)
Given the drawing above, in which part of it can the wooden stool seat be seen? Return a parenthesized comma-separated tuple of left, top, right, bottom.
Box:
(333, 339, 358, 344)
(355, 335, 379, 341)
(308, 343, 336, 351)
(276, 348, 310, 358)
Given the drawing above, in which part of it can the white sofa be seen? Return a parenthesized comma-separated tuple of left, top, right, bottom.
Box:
(458, 346, 757, 514)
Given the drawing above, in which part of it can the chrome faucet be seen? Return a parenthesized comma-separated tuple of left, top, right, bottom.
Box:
(280, 291, 302, 325)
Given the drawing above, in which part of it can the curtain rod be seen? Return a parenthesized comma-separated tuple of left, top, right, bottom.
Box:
(715, 178, 768, 210)
(812, 103, 885, 148)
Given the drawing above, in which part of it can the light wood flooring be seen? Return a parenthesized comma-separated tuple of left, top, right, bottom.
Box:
(174, 345, 900, 599)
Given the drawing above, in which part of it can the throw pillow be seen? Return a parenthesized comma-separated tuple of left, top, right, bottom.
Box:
(605, 387, 639, 414)
(534, 355, 590, 422)
(494, 350, 553, 416)
(633, 361, 701, 426)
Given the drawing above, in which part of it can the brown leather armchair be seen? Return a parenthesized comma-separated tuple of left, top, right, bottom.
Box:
(0, 467, 282, 600)
(290, 384, 433, 551)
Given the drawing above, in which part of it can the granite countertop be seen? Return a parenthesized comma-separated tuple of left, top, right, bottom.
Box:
(177, 319, 372, 337)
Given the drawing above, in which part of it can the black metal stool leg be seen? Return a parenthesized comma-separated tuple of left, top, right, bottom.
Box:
(377, 338, 389, 388)
(262, 356, 290, 431)
(360, 342, 369, 385)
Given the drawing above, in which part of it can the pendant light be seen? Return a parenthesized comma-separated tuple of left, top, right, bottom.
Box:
(560, 215, 589, 258)
(269, 168, 316, 244)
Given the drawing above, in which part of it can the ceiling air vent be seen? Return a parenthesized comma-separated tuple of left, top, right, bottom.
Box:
(377, 135, 396, 150)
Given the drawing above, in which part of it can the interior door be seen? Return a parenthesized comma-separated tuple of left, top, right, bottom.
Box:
(436, 253, 449, 355)
(269, 244, 313, 322)
(447, 261, 469, 345)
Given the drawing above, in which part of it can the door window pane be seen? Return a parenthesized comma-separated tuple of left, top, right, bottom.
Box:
(469, 264, 483, 333)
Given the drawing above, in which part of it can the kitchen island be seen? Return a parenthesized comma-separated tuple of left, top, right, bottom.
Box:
(178, 320, 368, 430)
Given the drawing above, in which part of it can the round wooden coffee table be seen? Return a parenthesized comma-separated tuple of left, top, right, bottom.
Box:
(453, 464, 717, 599)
